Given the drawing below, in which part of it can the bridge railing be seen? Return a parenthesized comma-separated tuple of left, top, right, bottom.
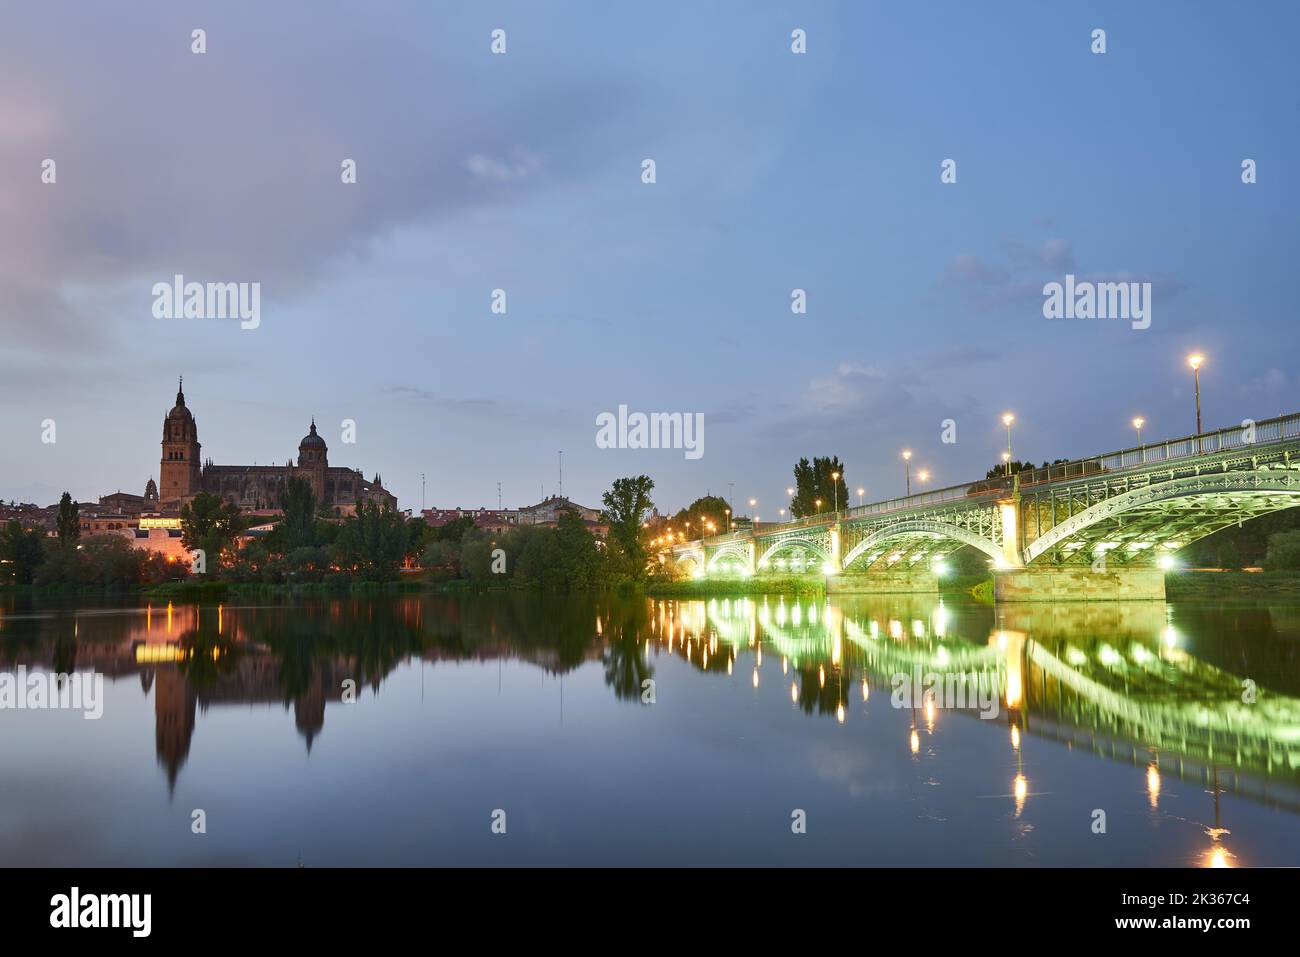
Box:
(1017, 411, 1300, 487)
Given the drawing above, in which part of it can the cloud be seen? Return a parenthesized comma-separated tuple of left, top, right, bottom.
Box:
(465, 149, 542, 182)
(0, 5, 626, 352)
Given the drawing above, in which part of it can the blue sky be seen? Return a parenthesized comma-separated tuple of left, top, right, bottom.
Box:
(1, 1, 1297, 517)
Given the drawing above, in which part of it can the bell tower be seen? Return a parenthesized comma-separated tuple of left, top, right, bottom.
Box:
(160, 377, 202, 503)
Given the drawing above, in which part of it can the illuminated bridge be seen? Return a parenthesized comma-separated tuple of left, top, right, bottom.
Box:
(670, 413, 1300, 601)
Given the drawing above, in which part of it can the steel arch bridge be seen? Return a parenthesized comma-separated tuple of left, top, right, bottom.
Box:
(670, 412, 1300, 597)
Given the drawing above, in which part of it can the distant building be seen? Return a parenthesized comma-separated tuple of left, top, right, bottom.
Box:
(156, 379, 396, 513)
(516, 495, 601, 525)
(422, 508, 518, 534)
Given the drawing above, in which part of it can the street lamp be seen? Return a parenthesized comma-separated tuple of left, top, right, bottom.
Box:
(724, 508, 731, 532)
(1132, 416, 1145, 462)
(1002, 451, 1012, 476)
(856, 487, 865, 507)
(779, 508, 786, 521)
(815, 498, 823, 514)
(1002, 413, 1015, 468)
(1188, 354, 1205, 446)
(749, 498, 757, 527)
(902, 450, 912, 496)
(918, 469, 930, 486)
(830, 471, 839, 514)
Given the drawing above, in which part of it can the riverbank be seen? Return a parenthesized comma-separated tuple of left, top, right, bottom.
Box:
(1166, 570, 1300, 600)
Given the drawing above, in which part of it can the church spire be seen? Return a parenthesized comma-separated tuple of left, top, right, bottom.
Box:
(176, 376, 185, 407)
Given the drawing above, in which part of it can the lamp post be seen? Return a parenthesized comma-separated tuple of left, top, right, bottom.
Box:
(1002, 451, 1012, 476)
(902, 450, 912, 496)
(830, 471, 839, 514)
(918, 469, 929, 487)
(1188, 354, 1205, 449)
(815, 498, 822, 514)
(1002, 413, 1015, 470)
(1132, 417, 1145, 462)
(749, 498, 757, 528)
(856, 487, 865, 507)
(724, 508, 731, 532)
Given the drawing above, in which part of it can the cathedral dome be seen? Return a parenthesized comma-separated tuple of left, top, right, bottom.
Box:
(299, 420, 327, 452)
(163, 378, 197, 442)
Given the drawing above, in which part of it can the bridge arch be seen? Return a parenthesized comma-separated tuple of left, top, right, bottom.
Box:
(706, 542, 752, 572)
(841, 520, 1003, 570)
(1024, 470, 1300, 565)
(756, 537, 831, 571)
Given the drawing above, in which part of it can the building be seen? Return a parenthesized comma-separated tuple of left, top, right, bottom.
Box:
(157, 379, 396, 514)
(422, 508, 518, 534)
(516, 495, 601, 525)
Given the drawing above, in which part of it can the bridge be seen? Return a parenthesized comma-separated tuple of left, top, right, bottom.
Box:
(669, 412, 1300, 601)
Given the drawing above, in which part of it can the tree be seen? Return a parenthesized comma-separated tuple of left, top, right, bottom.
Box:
(278, 477, 317, 551)
(671, 495, 730, 537)
(601, 476, 655, 575)
(179, 493, 243, 573)
(1264, 531, 1300, 571)
(334, 501, 407, 580)
(0, 520, 46, 584)
(790, 456, 848, 517)
(56, 492, 80, 545)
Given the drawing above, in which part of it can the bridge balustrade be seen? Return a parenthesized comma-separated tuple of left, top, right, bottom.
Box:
(1018, 411, 1300, 487)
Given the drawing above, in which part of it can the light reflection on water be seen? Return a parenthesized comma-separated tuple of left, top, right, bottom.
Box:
(1, 592, 1298, 867)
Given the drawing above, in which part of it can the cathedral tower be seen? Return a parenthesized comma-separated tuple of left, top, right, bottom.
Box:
(297, 419, 328, 502)
(160, 378, 202, 503)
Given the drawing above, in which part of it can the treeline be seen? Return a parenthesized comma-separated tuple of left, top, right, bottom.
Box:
(1, 475, 670, 592)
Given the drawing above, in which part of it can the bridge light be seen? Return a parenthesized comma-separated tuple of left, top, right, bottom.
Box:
(1157, 554, 1177, 571)
(821, 560, 837, 575)
(932, 559, 948, 577)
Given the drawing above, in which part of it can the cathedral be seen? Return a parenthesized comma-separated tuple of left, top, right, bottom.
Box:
(158, 380, 396, 513)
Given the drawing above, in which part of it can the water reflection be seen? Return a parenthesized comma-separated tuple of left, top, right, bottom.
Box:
(3, 591, 1299, 865)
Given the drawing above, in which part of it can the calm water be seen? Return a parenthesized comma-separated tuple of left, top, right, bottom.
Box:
(2, 591, 1299, 867)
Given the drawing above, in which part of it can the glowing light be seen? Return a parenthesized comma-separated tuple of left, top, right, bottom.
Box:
(1207, 846, 1230, 868)
(1013, 774, 1028, 815)
(1157, 554, 1176, 571)
(1188, 353, 1204, 371)
(932, 559, 948, 577)
(861, 679, 869, 702)
(1146, 764, 1161, 808)
(836, 704, 846, 724)
(818, 665, 825, 688)
(752, 668, 759, 688)
(1011, 725, 1020, 751)
(791, 682, 798, 703)
(1002, 413, 1015, 427)
(909, 729, 920, 754)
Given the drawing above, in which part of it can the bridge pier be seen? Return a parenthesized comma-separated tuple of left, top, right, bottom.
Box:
(993, 566, 1165, 603)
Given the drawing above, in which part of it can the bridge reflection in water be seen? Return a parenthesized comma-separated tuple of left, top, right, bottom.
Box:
(647, 593, 1300, 866)
(4, 592, 1299, 866)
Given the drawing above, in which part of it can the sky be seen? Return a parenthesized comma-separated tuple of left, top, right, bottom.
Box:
(1, 1, 1297, 518)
